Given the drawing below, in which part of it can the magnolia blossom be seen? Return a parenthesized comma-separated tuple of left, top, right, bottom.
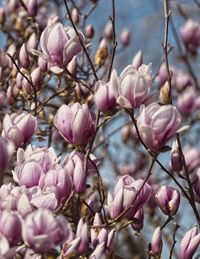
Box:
(177, 87, 199, 116)
(116, 64, 152, 109)
(94, 70, 119, 113)
(180, 226, 200, 259)
(155, 186, 180, 216)
(13, 145, 72, 207)
(22, 209, 70, 253)
(180, 19, 200, 55)
(150, 227, 162, 256)
(54, 102, 96, 146)
(137, 102, 181, 150)
(32, 22, 84, 73)
(108, 175, 152, 219)
(2, 113, 37, 148)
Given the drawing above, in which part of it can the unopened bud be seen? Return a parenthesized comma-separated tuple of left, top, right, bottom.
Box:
(103, 21, 113, 39)
(19, 44, 30, 69)
(71, 8, 79, 24)
(120, 28, 131, 46)
(85, 25, 95, 38)
(0, 7, 5, 24)
(150, 227, 162, 257)
(171, 141, 183, 171)
(159, 81, 171, 104)
(94, 38, 108, 66)
(132, 50, 143, 69)
(27, 0, 37, 17)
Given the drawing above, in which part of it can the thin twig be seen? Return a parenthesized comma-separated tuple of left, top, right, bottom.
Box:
(107, 0, 117, 80)
(63, 0, 98, 81)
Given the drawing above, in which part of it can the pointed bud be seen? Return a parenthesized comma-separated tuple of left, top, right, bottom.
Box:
(180, 225, 200, 259)
(132, 50, 143, 69)
(103, 21, 113, 39)
(131, 208, 144, 231)
(71, 8, 79, 24)
(73, 159, 86, 194)
(171, 141, 183, 171)
(19, 44, 30, 69)
(85, 25, 95, 38)
(38, 57, 48, 72)
(31, 67, 41, 91)
(76, 218, 89, 254)
(150, 227, 162, 256)
(121, 28, 131, 46)
(0, 138, 9, 173)
(159, 81, 171, 105)
(27, 0, 37, 17)
(155, 186, 180, 216)
(94, 39, 108, 66)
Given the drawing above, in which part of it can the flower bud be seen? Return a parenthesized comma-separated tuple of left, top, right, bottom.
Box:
(27, 33, 37, 52)
(27, 0, 37, 17)
(193, 169, 200, 198)
(0, 7, 5, 24)
(31, 67, 41, 91)
(120, 28, 131, 46)
(38, 56, 48, 72)
(73, 159, 86, 194)
(131, 208, 144, 231)
(103, 21, 113, 39)
(0, 138, 9, 174)
(71, 8, 79, 24)
(180, 225, 200, 259)
(19, 44, 30, 69)
(94, 69, 118, 113)
(177, 87, 198, 116)
(94, 38, 108, 66)
(155, 186, 180, 216)
(159, 81, 171, 105)
(171, 141, 183, 171)
(150, 227, 162, 257)
(132, 50, 143, 69)
(76, 218, 89, 254)
(85, 25, 95, 38)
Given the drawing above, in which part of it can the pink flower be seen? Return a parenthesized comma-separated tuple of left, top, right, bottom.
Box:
(54, 103, 96, 146)
(116, 64, 152, 109)
(137, 102, 181, 150)
(2, 113, 37, 148)
(32, 22, 84, 73)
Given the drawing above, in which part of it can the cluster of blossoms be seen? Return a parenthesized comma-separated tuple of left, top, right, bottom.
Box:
(0, 0, 200, 258)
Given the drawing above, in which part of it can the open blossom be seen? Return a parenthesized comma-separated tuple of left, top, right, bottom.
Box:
(137, 102, 181, 150)
(155, 186, 180, 216)
(2, 113, 37, 148)
(32, 22, 84, 73)
(13, 145, 72, 204)
(116, 64, 152, 109)
(0, 210, 22, 245)
(180, 226, 200, 259)
(22, 209, 70, 253)
(54, 102, 96, 146)
(108, 175, 152, 219)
